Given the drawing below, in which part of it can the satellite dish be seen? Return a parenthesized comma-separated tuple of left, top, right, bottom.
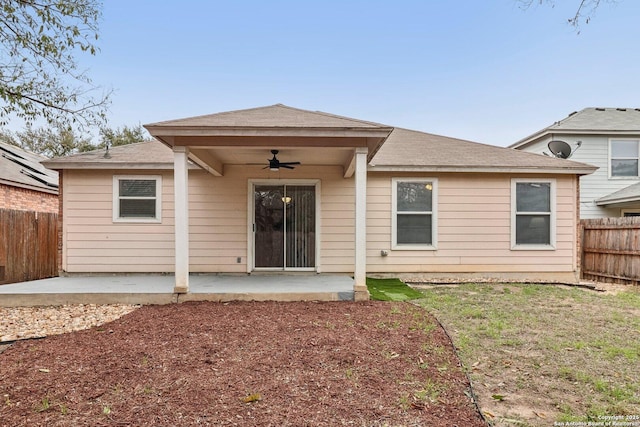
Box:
(548, 140, 573, 159)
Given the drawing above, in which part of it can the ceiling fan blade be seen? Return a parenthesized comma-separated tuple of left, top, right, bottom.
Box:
(280, 164, 295, 169)
(280, 161, 301, 166)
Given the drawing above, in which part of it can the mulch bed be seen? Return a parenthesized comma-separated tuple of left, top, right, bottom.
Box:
(0, 301, 485, 426)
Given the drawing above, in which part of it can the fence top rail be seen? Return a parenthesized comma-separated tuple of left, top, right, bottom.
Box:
(581, 217, 640, 230)
(583, 225, 640, 230)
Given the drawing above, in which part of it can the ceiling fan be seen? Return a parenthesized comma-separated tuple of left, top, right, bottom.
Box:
(264, 150, 300, 171)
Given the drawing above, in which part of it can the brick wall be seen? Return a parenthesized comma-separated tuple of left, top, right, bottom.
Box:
(0, 183, 59, 214)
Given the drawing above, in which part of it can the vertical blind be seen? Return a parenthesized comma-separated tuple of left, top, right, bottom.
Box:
(285, 185, 315, 268)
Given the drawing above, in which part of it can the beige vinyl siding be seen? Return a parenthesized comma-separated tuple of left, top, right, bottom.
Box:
(366, 173, 578, 278)
(63, 167, 578, 278)
(63, 169, 174, 272)
(63, 165, 355, 273)
(312, 167, 355, 272)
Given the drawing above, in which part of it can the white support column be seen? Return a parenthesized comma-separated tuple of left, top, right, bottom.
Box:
(174, 146, 190, 293)
(354, 147, 369, 301)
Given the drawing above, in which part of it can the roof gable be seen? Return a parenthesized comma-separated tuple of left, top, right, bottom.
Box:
(145, 104, 388, 129)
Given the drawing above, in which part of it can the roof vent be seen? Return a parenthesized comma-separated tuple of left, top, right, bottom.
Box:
(568, 111, 578, 117)
(617, 108, 627, 111)
(595, 107, 606, 111)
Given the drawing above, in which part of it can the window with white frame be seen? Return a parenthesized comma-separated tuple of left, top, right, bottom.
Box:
(512, 179, 555, 249)
(113, 175, 162, 222)
(392, 178, 437, 249)
(622, 209, 640, 217)
(610, 139, 640, 177)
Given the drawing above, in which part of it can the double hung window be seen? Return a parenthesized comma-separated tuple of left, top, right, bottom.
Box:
(392, 179, 437, 249)
(610, 140, 640, 177)
(113, 176, 162, 222)
(512, 179, 555, 249)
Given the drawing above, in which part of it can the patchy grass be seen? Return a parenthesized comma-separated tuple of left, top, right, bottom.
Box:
(415, 283, 640, 426)
(367, 277, 425, 301)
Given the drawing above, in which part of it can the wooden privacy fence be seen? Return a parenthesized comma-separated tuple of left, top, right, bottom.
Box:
(0, 209, 58, 285)
(581, 217, 640, 286)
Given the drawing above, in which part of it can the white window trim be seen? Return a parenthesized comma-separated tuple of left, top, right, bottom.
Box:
(113, 175, 162, 223)
(392, 177, 438, 251)
(622, 209, 640, 217)
(609, 138, 640, 179)
(511, 178, 556, 251)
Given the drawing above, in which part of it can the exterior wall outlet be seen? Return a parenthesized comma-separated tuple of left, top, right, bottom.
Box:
(237, 257, 242, 263)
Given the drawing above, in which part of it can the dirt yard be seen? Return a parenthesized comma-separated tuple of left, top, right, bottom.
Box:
(0, 301, 485, 426)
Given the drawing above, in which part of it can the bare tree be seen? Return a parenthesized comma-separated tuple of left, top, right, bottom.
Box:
(518, 0, 619, 29)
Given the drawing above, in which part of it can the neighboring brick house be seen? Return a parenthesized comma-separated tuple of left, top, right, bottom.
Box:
(0, 141, 59, 213)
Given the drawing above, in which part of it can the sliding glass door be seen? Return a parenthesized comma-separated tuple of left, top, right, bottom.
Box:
(254, 185, 316, 270)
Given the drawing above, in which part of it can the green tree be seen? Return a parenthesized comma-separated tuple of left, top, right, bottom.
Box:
(0, 0, 109, 128)
(98, 124, 149, 149)
(2, 125, 93, 158)
(1, 123, 149, 157)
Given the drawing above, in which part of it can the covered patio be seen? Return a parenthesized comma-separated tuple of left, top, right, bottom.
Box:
(143, 105, 393, 300)
(0, 274, 355, 307)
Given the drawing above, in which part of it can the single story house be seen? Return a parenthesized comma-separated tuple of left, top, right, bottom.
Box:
(43, 105, 596, 299)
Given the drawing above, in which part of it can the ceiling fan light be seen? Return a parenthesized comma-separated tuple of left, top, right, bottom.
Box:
(270, 166, 279, 171)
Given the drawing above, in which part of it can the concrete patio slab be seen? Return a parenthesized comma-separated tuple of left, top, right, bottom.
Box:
(0, 274, 355, 307)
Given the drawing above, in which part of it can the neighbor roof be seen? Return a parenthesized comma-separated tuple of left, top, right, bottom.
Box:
(596, 182, 640, 207)
(511, 107, 640, 149)
(0, 141, 58, 194)
(370, 128, 596, 174)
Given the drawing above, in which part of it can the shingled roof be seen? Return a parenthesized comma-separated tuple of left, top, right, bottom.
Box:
(145, 104, 389, 129)
(370, 127, 595, 174)
(0, 141, 58, 194)
(511, 107, 640, 149)
(596, 182, 640, 206)
(41, 140, 194, 170)
(44, 105, 597, 175)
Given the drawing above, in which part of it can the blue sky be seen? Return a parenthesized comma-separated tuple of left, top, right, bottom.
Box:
(77, 0, 640, 146)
